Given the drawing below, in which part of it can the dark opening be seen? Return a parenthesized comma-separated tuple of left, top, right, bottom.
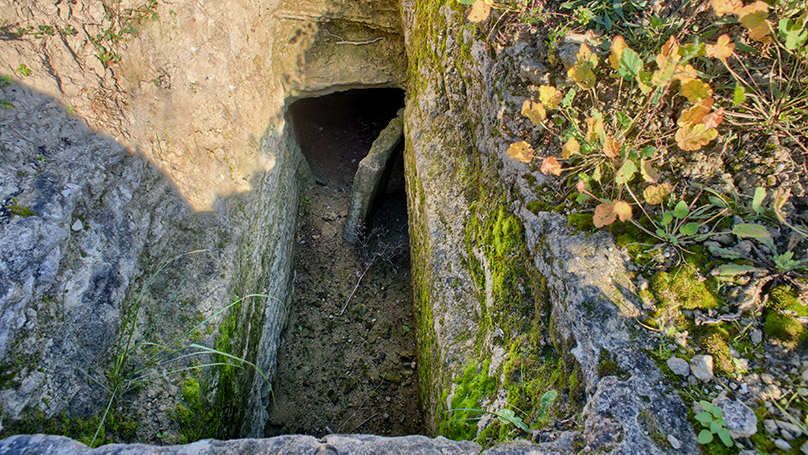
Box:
(266, 88, 423, 437)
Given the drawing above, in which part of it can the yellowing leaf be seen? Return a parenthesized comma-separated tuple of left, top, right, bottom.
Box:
(643, 183, 672, 205)
(680, 79, 714, 103)
(739, 2, 772, 42)
(576, 179, 587, 193)
(675, 123, 719, 151)
(540, 156, 562, 175)
(593, 202, 618, 228)
(602, 135, 619, 159)
(711, 0, 743, 16)
(640, 158, 660, 183)
(703, 108, 725, 129)
(609, 35, 628, 70)
(539, 85, 563, 110)
(674, 64, 699, 83)
(585, 116, 605, 142)
(467, 0, 491, 22)
(568, 43, 598, 90)
(562, 137, 580, 159)
(677, 98, 714, 126)
(521, 99, 546, 125)
(656, 36, 681, 68)
(507, 141, 534, 163)
(613, 200, 633, 222)
(706, 34, 735, 60)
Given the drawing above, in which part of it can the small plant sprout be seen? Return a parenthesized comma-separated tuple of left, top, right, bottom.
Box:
(695, 400, 733, 447)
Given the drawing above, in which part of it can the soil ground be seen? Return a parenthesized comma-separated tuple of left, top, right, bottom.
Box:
(264, 89, 425, 437)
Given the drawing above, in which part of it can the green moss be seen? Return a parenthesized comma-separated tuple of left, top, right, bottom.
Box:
(651, 266, 721, 311)
(597, 349, 627, 379)
(567, 213, 595, 231)
(769, 285, 807, 316)
(526, 200, 547, 214)
(637, 410, 667, 448)
(700, 333, 733, 375)
(0, 408, 137, 447)
(763, 311, 807, 345)
(438, 361, 497, 440)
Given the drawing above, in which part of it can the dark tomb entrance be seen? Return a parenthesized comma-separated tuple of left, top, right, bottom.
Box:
(266, 88, 424, 437)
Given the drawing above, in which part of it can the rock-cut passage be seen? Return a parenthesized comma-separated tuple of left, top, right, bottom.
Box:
(265, 89, 424, 437)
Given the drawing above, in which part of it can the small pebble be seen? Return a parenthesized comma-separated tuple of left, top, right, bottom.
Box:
(667, 434, 681, 449)
(774, 438, 793, 451)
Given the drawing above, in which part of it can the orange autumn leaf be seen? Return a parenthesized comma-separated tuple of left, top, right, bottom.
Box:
(706, 34, 735, 60)
(703, 108, 725, 129)
(561, 137, 580, 159)
(680, 79, 714, 103)
(467, 0, 491, 23)
(674, 64, 699, 83)
(739, 1, 772, 42)
(609, 35, 628, 70)
(593, 202, 618, 228)
(602, 135, 619, 158)
(656, 36, 681, 68)
(677, 98, 714, 126)
(711, 0, 743, 16)
(613, 200, 633, 222)
(521, 99, 546, 125)
(675, 123, 719, 151)
(576, 179, 587, 193)
(539, 85, 563, 110)
(541, 156, 562, 176)
(507, 141, 535, 163)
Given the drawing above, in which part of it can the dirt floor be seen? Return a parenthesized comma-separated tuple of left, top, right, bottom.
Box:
(264, 89, 425, 437)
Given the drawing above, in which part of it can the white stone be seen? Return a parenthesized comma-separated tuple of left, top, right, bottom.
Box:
(774, 438, 793, 451)
(667, 356, 690, 376)
(715, 397, 757, 439)
(71, 219, 83, 231)
(667, 434, 681, 449)
(690, 355, 714, 382)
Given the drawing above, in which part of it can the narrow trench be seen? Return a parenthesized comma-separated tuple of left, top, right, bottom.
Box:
(265, 89, 425, 437)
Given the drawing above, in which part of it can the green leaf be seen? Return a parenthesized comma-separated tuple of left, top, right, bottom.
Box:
(710, 420, 722, 433)
(679, 42, 706, 61)
(779, 17, 808, 50)
(615, 160, 637, 185)
(698, 429, 714, 444)
(616, 112, 632, 127)
(618, 48, 642, 79)
(562, 88, 576, 108)
(732, 223, 771, 240)
(592, 165, 602, 182)
(735, 41, 759, 54)
(752, 187, 766, 214)
(709, 196, 727, 208)
(655, 228, 666, 237)
(673, 201, 689, 219)
(717, 428, 733, 447)
(695, 412, 714, 425)
(0, 100, 12, 109)
(661, 211, 673, 226)
(679, 222, 699, 236)
(707, 245, 741, 260)
(7, 205, 36, 217)
(457, 0, 476, 4)
(733, 84, 747, 106)
(712, 263, 765, 277)
(0, 75, 13, 87)
(14, 64, 31, 77)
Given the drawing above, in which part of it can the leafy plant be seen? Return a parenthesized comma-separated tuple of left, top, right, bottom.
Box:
(80, 250, 271, 446)
(13, 64, 31, 77)
(695, 400, 733, 447)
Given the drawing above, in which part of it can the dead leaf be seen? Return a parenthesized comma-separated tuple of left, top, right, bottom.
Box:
(677, 98, 714, 126)
(576, 179, 587, 193)
(541, 156, 562, 176)
(507, 141, 535, 163)
(561, 137, 580, 159)
(539, 85, 563, 110)
(640, 158, 660, 183)
(706, 34, 735, 60)
(613, 200, 633, 221)
(675, 123, 719, 151)
(739, 2, 772, 42)
(467, 0, 491, 23)
(710, 0, 743, 16)
(703, 108, 725, 128)
(643, 183, 672, 205)
(521, 100, 546, 126)
(585, 116, 605, 142)
(602, 135, 619, 159)
(593, 202, 617, 228)
(680, 79, 714, 103)
(609, 35, 628, 70)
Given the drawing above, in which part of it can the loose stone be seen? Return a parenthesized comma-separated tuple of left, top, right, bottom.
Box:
(667, 356, 690, 376)
(690, 355, 714, 382)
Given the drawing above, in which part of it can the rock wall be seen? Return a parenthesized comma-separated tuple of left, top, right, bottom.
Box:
(401, 1, 699, 453)
(0, 0, 405, 443)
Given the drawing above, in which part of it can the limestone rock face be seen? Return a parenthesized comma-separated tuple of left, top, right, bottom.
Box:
(400, 2, 698, 453)
(0, 0, 405, 442)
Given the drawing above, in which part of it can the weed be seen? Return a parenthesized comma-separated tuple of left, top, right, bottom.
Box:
(695, 400, 733, 447)
(79, 250, 271, 447)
